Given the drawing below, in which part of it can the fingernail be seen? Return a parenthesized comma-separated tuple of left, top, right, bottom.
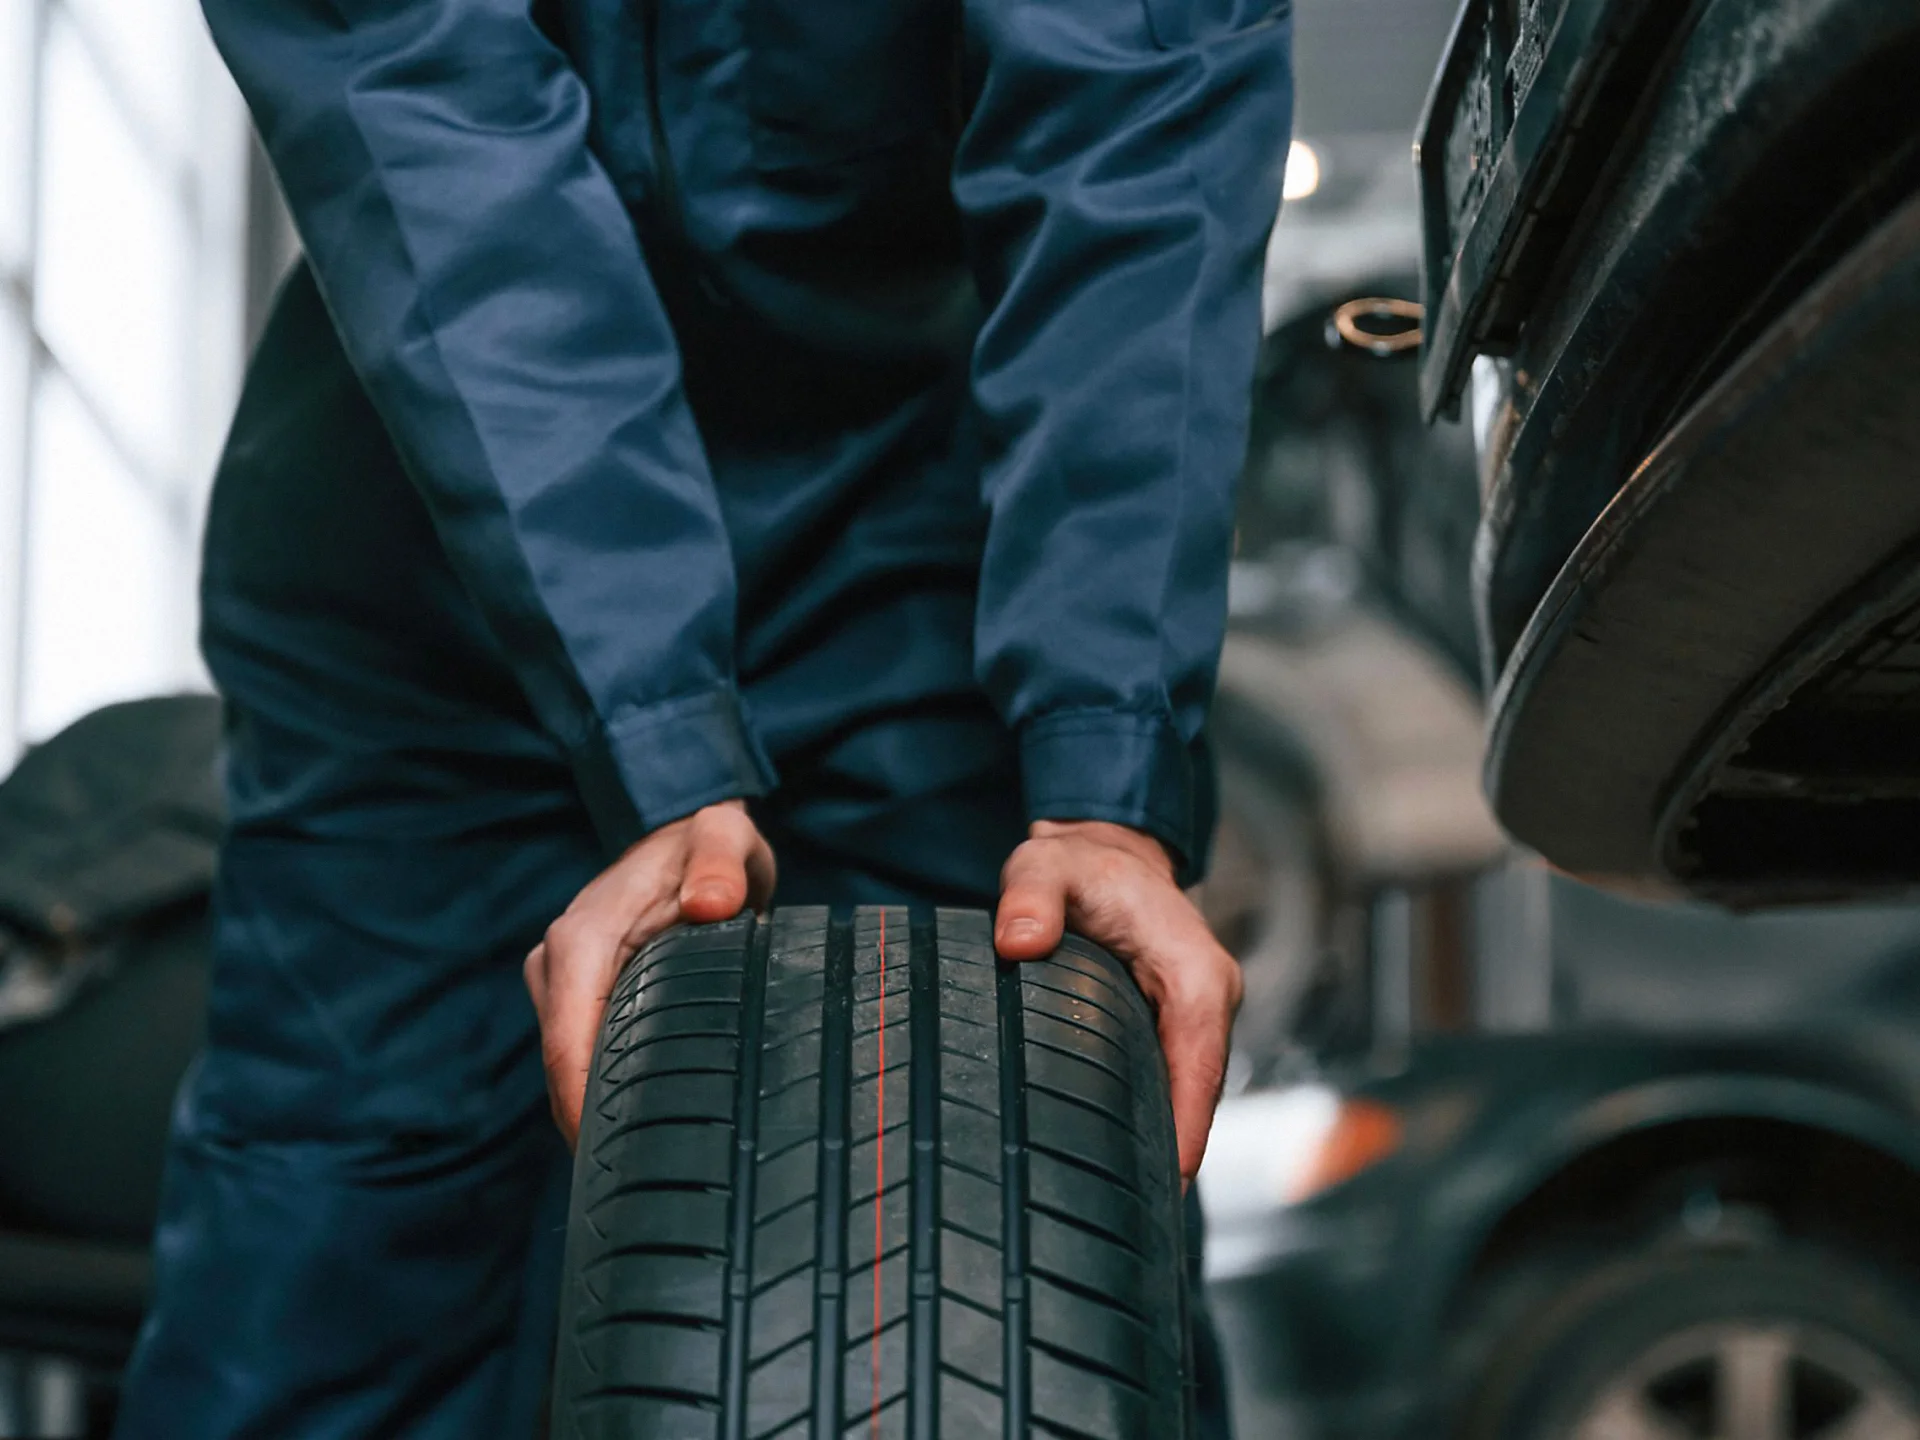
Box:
(1002, 918, 1043, 943)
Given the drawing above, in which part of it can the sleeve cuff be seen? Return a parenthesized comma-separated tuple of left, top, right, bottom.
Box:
(569, 685, 777, 853)
(1019, 709, 1212, 885)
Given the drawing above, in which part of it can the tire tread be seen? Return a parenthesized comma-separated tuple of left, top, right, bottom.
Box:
(553, 907, 1188, 1440)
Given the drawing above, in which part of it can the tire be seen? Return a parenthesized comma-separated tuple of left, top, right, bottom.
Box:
(1449, 1239, 1920, 1440)
(550, 906, 1194, 1440)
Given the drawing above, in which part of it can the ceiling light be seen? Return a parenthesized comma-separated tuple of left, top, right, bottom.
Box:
(1283, 139, 1321, 202)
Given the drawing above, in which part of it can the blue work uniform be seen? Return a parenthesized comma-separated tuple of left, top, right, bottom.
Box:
(115, 0, 1292, 1431)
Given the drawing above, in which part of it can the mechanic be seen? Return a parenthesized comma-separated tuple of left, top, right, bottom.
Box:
(113, 0, 1293, 1434)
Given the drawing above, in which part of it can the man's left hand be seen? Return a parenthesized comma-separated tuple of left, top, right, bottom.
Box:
(994, 820, 1241, 1187)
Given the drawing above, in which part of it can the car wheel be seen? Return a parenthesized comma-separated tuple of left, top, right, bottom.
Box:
(1450, 1241, 1920, 1440)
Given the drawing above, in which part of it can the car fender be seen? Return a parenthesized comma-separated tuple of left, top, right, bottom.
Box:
(1386, 1066, 1920, 1380)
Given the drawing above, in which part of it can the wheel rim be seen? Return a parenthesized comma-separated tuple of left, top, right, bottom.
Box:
(1570, 1321, 1920, 1440)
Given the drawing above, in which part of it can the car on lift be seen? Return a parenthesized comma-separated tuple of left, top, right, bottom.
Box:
(1416, 0, 1920, 902)
(1203, 269, 1920, 1439)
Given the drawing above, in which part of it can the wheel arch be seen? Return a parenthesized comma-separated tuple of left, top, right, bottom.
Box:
(1404, 1072, 1920, 1371)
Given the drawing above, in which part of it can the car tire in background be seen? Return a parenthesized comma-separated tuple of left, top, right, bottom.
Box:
(1448, 1237, 1920, 1440)
(549, 906, 1194, 1439)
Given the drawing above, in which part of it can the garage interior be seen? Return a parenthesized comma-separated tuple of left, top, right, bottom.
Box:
(5, 0, 1920, 1437)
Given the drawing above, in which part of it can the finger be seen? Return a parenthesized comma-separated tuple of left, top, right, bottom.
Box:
(1154, 949, 1239, 1183)
(523, 943, 550, 1013)
(996, 841, 1068, 959)
(541, 863, 679, 1146)
(678, 806, 764, 923)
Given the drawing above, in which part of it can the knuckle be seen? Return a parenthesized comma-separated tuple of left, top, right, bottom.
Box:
(544, 912, 597, 962)
(1166, 961, 1233, 1018)
(702, 804, 752, 842)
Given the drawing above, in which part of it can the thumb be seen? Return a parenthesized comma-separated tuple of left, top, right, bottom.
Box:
(678, 804, 770, 923)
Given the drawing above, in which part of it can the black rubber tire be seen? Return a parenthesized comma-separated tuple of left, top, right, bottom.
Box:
(550, 906, 1193, 1440)
(1449, 1240, 1920, 1440)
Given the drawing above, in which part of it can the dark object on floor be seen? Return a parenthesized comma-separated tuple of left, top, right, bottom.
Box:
(552, 907, 1197, 1439)
(1416, 0, 1920, 900)
(0, 695, 221, 1429)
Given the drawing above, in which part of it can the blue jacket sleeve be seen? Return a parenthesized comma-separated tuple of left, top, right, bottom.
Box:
(954, 0, 1292, 880)
(200, 0, 774, 851)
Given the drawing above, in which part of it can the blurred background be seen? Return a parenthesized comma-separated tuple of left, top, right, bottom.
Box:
(0, 0, 267, 766)
(9, 0, 1920, 1437)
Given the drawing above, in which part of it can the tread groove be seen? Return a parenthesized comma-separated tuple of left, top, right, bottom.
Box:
(810, 914, 855, 1440)
(908, 911, 941, 1440)
(720, 915, 767, 1440)
(996, 957, 1031, 1440)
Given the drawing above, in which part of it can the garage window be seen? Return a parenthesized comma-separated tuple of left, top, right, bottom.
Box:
(0, 0, 251, 761)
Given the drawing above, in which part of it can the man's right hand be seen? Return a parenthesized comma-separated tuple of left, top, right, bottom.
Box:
(525, 799, 776, 1147)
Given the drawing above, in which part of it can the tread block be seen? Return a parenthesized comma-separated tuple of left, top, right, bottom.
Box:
(1030, 1345, 1149, 1440)
(938, 1163, 1002, 1233)
(632, 969, 748, 1010)
(597, 1072, 736, 1131)
(1020, 983, 1131, 1048)
(838, 1390, 907, 1440)
(585, 1189, 730, 1252)
(573, 1320, 723, 1395)
(938, 1051, 1000, 1114)
(1029, 1208, 1149, 1298)
(1028, 1155, 1148, 1249)
(578, 1122, 732, 1190)
(847, 1129, 912, 1210)
(1025, 1044, 1132, 1120)
(613, 1003, 745, 1051)
(756, 1085, 823, 1156)
(1021, 1010, 1132, 1076)
(939, 1295, 1004, 1388)
(939, 1225, 1003, 1315)
(579, 1252, 727, 1324)
(933, 908, 993, 946)
(570, 1393, 718, 1440)
(938, 1367, 1004, 1433)
(1025, 1093, 1141, 1188)
(751, 1197, 817, 1283)
(600, 1035, 739, 1088)
(939, 986, 999, 1034)
(1030, 1273, 1149, 1381)
(753, 1143, 817, 1219)
(743, 1267, 816, 1361)
(938, 1126, 1000, 1186)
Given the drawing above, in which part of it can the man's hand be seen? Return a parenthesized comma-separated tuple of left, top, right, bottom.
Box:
(525, 800, 775, 1146)
(995, 820, 1241, 1187)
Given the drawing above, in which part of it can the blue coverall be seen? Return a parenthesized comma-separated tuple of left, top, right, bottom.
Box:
(116, 0, 1292, 1431)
